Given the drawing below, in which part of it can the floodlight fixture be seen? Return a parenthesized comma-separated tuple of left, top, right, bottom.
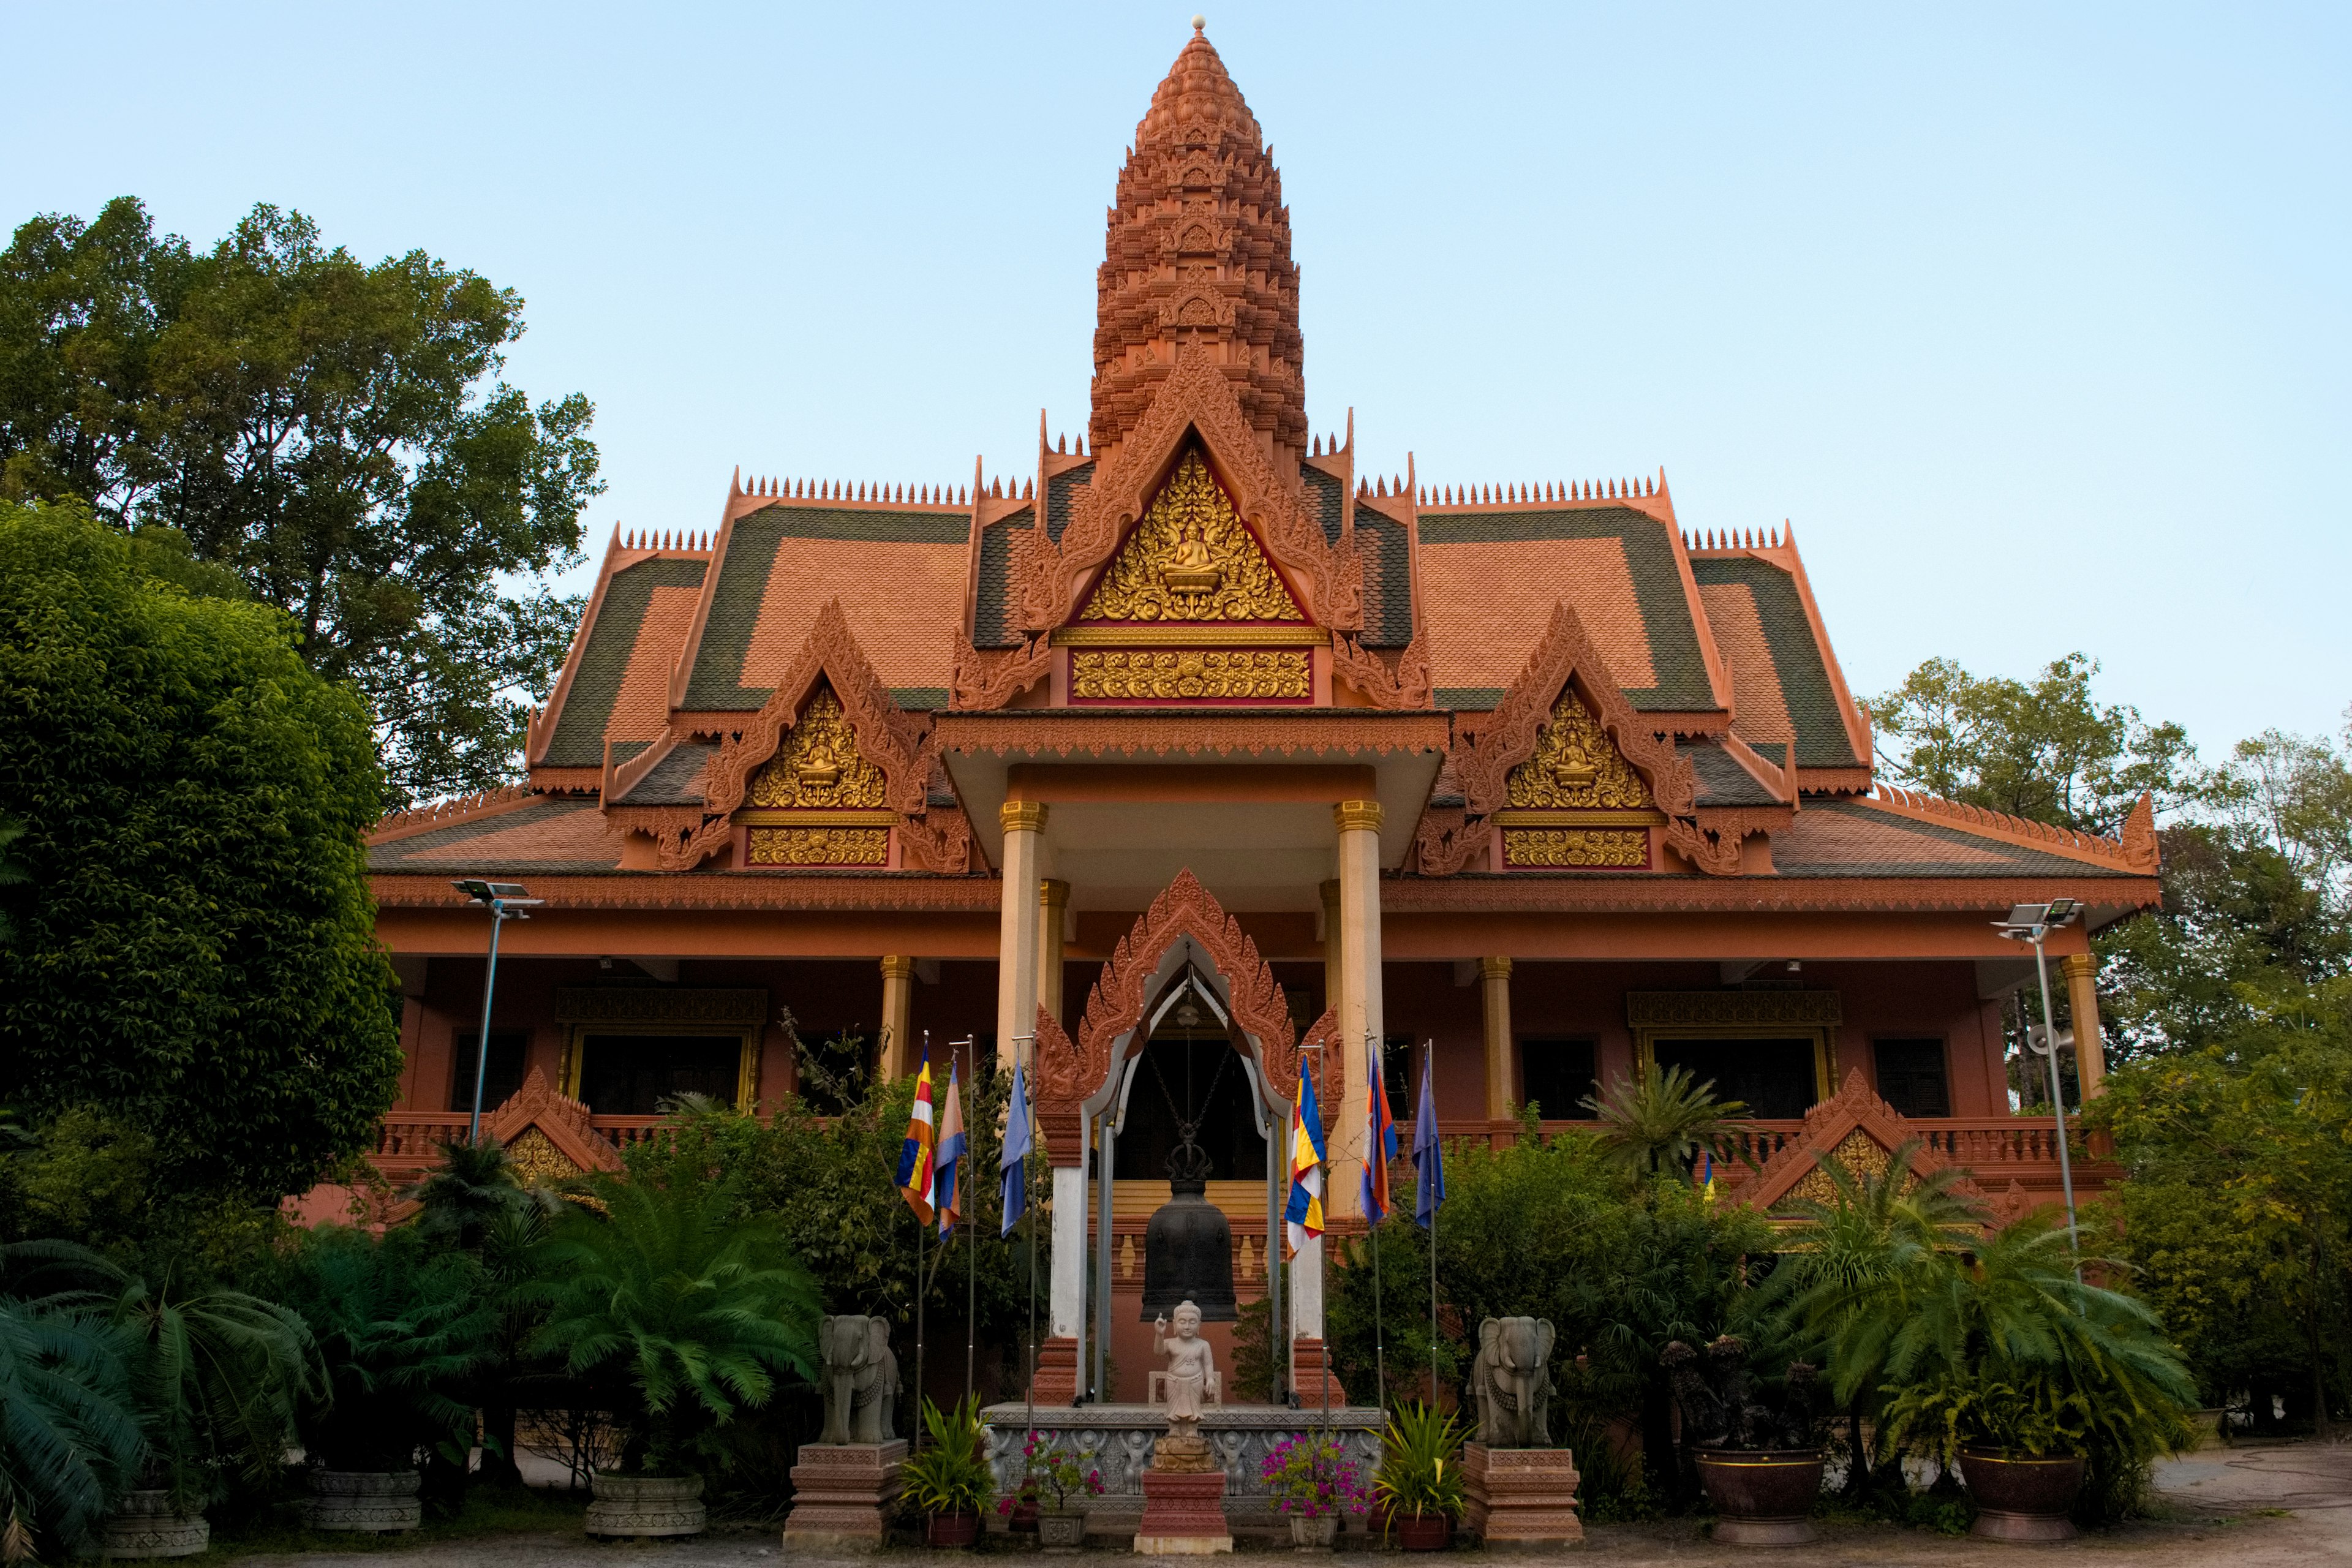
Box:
(451, 879, 539, 1142)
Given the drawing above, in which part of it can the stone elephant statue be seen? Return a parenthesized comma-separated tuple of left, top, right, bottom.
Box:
(817, 1314, 898, 1445)
(1471, 1316, 1556, 1447)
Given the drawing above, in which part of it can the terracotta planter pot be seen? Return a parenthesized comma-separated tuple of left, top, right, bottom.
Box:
(306, 1469, 422, 1533)
(927, 1511, 981, 1548)
(1959, 1449, 2082, 1542)
(1290, 1512, 1339, 1550)
(98, 1490, 209, 1559)
(1394, 1512, 1451, 1550)
(1039, 1510, 1087, 1550)
(584, 1472, 707, 1538)
(1006, 1498, 1041, 1532)
(1694, 1447, 1823, 1546)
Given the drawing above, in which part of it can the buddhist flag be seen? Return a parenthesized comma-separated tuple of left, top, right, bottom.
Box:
(1283, 1059, 1327, 1259)
(933, 1060, 966, 1236)
(1362, 1036, 1398, 1225)
(895, 1060, 936, 1224)
(1412, 1049, 1446, 1229)
(1000, 1059, 1031, 1237)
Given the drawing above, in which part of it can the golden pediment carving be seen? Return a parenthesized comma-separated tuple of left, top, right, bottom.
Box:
(1779, 1129, 1915, 1213)
(1071, 647, 1309, 701)
(747, 826, 890, 866)
(1506, 689, 1653, 810)
(1502, 828, 1648, 867)
(748, 684, 888, 810)
(1080, 450, 1304, 624)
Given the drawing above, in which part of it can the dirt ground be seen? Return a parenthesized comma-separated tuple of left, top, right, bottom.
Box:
(218, 1442, 2352, 1566)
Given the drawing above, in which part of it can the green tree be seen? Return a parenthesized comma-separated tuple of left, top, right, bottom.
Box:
(0, 198, 602, 804)
(0, 501, 404, 1203)
(1867, 652, 2196, 837)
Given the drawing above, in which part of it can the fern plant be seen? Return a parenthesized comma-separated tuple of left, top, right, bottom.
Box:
(528, 1167, 819, 1477)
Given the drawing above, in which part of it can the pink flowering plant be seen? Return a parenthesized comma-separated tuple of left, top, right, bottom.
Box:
(996, 1432, 1106, 1517)
(1260, 1434, 1370, 1521)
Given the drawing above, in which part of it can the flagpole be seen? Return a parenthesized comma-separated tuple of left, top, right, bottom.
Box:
(1013, 1032, 1038, 1472)
(1314, 1033, 1329, 1444)
(916, 1031, 929, 1447)
(1368, 1028, 1385, 1412)
(952, 1039, 976, 1406)
(1425, 1038, 1439, 1409)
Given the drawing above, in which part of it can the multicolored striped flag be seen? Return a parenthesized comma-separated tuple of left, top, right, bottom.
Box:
(1000, 1058, 1031, 1237)
(895, 1058, 936, 1224)
(1283, 1058, 1327, 1259)
(933, 1059, 966, 1235)
(1362, 1036, 1397, 1225)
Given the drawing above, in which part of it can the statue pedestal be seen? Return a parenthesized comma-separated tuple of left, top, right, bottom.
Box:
(1463, 1444, 1583, 1551)
(1135, 1433, 1231, 1554)
(783, 1441, 905, 1552)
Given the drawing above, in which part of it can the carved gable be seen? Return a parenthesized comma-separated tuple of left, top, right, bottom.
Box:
(748, 682, 888, 809)
(1079, 448, 1304, 625)
(1506, 689, 1654, 810)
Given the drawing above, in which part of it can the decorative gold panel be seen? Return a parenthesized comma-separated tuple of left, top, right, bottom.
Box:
(747, 826, 890, 866)
(1079, 450, 1305, 624)
(1779, 1130, 1910, 1212)
(507, 1127, 581, 1188)
(1502, 827, 1649, 867)
(1506, 688, 1653, 810)
(1071, 648, 1310, 701)
(748, 684, 886, 809)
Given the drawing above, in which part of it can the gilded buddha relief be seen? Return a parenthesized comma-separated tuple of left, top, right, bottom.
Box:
(1080, 450, 1303, 624)
(748, 684, 888, 810)
(1506, 689, 1652, 811)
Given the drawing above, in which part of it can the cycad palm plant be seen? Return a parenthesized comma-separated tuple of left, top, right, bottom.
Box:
(1583, 1063, 1752, 1178)
(1749, 1139, 1986, 1492)
(0, 1241, 144, 1566)
(527, 1169, 819, 1477)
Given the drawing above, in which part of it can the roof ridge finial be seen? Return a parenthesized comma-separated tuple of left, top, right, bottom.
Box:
(1192, 12, 1205, 32)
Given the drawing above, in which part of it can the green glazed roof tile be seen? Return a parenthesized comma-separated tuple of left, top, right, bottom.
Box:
(544, 557, 707, 767)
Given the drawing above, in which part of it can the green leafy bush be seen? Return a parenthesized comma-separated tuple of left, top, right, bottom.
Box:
(528, 1165, 818, 1477)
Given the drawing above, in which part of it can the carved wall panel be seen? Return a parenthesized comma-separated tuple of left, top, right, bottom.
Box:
(1501, 828, 1649, 869)
(747, 826, 890, 866)
(1071, 648, 1309, 701)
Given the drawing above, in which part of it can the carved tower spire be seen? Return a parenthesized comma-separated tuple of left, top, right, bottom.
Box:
(1090, 19, 1306, 475)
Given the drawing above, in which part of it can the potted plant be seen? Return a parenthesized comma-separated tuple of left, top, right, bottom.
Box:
(1881, 1376, 2095, 1541)
(529, 1168, 820, 1539)
(1662, 1338, 1825, 1545)
(902, 1397, 993, 1547)
(1374, 1402, 1464, 1551)
(1262, 1431, 1368, 1550)
(278, 1226, 497, 1533)
(104, 1268, 323, 1558)
(998, 1431, 1102, 1550)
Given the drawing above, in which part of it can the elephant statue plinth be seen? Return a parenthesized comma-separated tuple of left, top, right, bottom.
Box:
(1471, 1316, 1555, 1448)
(816, 1314, 899, 1446)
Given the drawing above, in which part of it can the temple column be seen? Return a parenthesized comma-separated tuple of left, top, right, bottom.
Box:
(878, 956, 915, 1080)
(1329, 801, 1384, 1219)
(2060, 952, 2108, 1098)
(1481, 956, 1514, 1120)
(1038, 878, 1070, 1026)
(995, 802, 1047, 1072)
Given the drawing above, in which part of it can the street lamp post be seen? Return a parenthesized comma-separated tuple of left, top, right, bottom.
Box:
(1994, 898, 2082, 1276)
(453, 880, 543, 1142)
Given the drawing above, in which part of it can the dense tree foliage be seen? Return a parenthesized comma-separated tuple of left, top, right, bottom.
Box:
(0, 502, 404, 1202)
(0, 198, 601, 803)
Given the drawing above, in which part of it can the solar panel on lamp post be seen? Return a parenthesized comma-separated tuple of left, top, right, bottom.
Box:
(1993, 898, 2082, 1278)
(452, 880, 544, 1143)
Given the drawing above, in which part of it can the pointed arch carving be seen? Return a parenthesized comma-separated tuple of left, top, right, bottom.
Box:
(1451, 601, 1695, 818)
(1016, 352, 1363, 640)
(1031, 869, 1299, 1155)
(1736, 1069, 1990, 1220)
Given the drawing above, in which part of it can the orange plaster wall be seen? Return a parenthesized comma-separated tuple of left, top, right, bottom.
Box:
(1381, 911, 2090, 963)
(1381, 963, 1488, 1120)
(377, 907, 1001, 959)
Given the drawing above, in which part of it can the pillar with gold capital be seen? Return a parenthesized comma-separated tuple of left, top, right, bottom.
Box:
(1328, 801, 1384, 1219)
(995, 802, 1047, 1072)
(1480, 956, 1514, 1121)
(2059, 952, 2108, 1098)
(878, 955, 915, 1080)
(1038, 878, 1070, 1026)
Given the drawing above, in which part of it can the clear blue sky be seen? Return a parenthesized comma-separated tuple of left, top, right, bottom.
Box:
(8, 4, 2346, 758)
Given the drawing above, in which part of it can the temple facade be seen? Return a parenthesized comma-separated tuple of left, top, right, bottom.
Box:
(361, 24, 2160, 1403)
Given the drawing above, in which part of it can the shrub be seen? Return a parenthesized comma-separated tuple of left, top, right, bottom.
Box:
(1261, 1433, 1368, 1521)
(1372, 1401, 1464, 1523)
(898, 1398, 993, 1518)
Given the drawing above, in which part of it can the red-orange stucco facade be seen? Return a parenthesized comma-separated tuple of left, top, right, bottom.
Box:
(357, 25, 2157, 1401)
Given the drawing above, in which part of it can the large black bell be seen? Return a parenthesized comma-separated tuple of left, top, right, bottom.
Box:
(1140, 1137, 1237, 1321)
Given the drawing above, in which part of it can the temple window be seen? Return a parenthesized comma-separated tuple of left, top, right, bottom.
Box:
(1520, 1037, 1598, 1121)
(576, 1032, 746, 1115)
(450, 1028, 527, 1114)
(1381, 1034, 1415, 1117)
(1651, 1037, 1820, 1120)
(1872, 1038, 1952, 1118)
